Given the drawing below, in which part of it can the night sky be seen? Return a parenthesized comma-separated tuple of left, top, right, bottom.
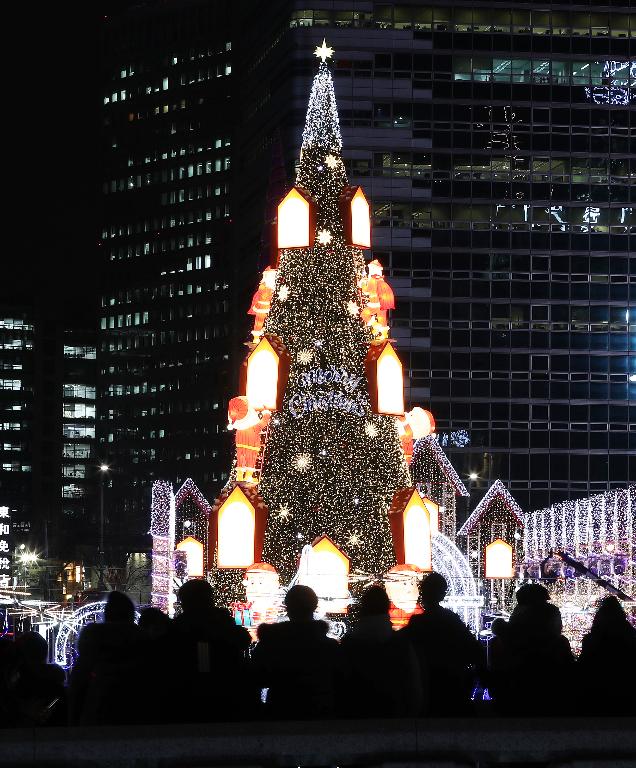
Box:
(8, 3, 122, 319)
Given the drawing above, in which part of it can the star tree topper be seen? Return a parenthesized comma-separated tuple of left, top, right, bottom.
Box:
(314, 38, 334, 62)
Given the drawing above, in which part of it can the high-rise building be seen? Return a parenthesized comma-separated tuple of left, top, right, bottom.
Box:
(98, 1, 236, 553)
(99, 0, 635, 551)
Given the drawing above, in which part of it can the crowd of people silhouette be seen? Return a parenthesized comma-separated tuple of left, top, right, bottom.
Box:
(0, 574, 634, 727)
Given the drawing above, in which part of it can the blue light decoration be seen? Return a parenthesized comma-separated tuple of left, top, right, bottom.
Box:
(586, 60, 636, 105)
(436, 429, 470, 448)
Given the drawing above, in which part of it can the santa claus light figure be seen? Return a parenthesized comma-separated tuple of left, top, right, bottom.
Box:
(243, 562, 281, 624)
(397, 407, 436, 464)
(384, 563, 423, 627)
(227, 396, 270, 484)
(248, 267, 277, 341)
(360, 259, 395, 338)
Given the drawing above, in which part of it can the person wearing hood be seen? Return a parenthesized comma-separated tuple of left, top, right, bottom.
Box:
(251, 584, 342, 720)
(341, 585, 424, 717)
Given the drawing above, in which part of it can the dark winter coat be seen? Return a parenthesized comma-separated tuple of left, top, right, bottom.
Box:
(341, 614, 424, 717)
(252, 619, 342, 719)
(403, 606, 483, 716)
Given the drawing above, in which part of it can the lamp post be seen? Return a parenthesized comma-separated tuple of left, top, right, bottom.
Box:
(98, 464, 109, 590)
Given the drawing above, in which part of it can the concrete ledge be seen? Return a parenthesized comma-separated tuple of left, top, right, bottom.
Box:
(0, 717, 633, 767)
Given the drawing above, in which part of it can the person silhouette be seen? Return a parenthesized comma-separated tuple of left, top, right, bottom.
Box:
(498, 583, 574, 716)
(69, 591, 141, 725)
(402, 572, 482, 716)
(167, 579, 253, 722)
(341, 584, 423, 716)
(251, 585, 341, 719)
(578, 596, 636, 716)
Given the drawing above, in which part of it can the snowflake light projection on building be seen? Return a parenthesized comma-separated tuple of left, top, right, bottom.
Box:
(586, 60, 636, 105)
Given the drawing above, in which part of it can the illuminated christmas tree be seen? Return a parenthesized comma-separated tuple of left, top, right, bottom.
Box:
(216, 42, 436, 599)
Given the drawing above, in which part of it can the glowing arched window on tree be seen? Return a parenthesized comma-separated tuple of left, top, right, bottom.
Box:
(298, 536, 350, 611)
(245, 336, 280, 411)
(217, 486, 256, 568)
(277, 187, 314, 249)
(366, 341, 405, 416)
(340, 186, 371, 248)
(485, 538, 513, 579)
(376, 345, 404, 415)
(176, 536, 204, 578)
(403, 492, 432, 571)
(350, 189, 370, 247)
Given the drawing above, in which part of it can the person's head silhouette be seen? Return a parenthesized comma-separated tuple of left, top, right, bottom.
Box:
(284, 585, 318, 621)
(104, 590, 135, 624)
(515, 583, 549, 607)
(178, 579, 215, 614)
(358, 584, 391, 617)
(419, 572, 448, 607)
(591, 595, 629, 634)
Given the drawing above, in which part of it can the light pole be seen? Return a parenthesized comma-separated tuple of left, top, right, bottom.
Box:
(98, 464, 110, 590)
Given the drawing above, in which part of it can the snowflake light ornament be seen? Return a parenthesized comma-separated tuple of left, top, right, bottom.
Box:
(297, 349, 314, 364)
(277, 506, 291, 519)
(346, 301, 359, 316)
(317, 229, 332, 245)
(325, 154, 339, 169)
(277, 284, 289, 302)
(364, 421, 378, 438)
(294, 453, 312, 472)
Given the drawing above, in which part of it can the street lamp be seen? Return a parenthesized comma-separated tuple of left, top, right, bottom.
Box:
(469, 472, 478, 481)
(98, 464, 110, 590)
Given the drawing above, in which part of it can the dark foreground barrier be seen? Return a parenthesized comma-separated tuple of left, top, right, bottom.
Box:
(1, 718, 635, 768)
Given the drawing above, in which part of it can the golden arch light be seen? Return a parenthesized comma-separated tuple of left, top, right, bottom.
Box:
(176, 536, 204, 577)
(365, 340, 405, 416)
(485, 538, 514, 579)
(277, 187, 315, 249)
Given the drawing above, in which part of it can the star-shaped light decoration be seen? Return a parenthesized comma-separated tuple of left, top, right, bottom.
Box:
(313, 38, 334, 63)
(364, 421, 378, 438)
(317, 229, 332, 245)
(277, 284, 289, 302)
(348, 533, 361, 546)
(325, 154, 339, 169)
(346, 300, 359, 316)
(277, 506, 291, 519)
(297, 349, 314, 365)
(293, 453, 312, 472)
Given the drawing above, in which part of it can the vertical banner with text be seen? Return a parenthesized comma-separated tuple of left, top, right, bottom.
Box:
(0, 506, 12, 589)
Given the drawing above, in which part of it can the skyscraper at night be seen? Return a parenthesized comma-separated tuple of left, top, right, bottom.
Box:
(99, 0, 635, 551)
